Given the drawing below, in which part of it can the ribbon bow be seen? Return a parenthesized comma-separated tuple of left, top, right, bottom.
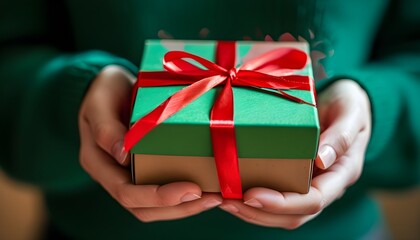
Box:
(124, 41, 314, 199)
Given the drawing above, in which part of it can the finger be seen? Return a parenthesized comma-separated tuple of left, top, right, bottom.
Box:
(79, 119, 203, 208)
(242, 187, 324, 215)
(240, 130, 370, 217)
(312, 130, 370, 206)
(87, 115, 129, 166)
(220, 200, 319, 229)
(220, 137, 365, 229)
(131, 193, 222, 222)
(316, 104, 363, 169)
(82, 66, 134, 165)
(316, 80, 370, 169)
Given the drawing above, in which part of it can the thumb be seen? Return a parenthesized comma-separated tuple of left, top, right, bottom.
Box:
(82, 65, 134, 166)
(315, 80, 371, 170)
(315, 102, 363, 169)
(315, 110, 361, 170)
(91, 120, 130, 166)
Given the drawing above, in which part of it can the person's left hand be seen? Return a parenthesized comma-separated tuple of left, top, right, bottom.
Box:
(219, 80, 371, 229)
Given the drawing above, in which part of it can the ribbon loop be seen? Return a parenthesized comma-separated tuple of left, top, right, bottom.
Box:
(240, 47, 308, 71)
(164, 51, 226, 77)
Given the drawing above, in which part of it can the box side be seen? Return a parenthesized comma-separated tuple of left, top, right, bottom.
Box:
(134, 154, 312, 194)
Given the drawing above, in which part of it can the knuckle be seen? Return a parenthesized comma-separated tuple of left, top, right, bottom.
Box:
(159, 196, 178, 207)
(243, 211, 259, 222)
(307, 201, 323, 215)
(79, 151, 91, 173)
(337, 131, 352, 153)
(93, 123, 112, 145)
(284, 219, 304, 230)
(342, 155, 363, 186)
(152, 198, 167, 207)
(93, 123, 109, 140)
(78, 104, 91, 127)
(134, 210, 155, 223)
(336, 190, 345, 200)
(306, 189, 326, 215)
(78, 104, 86, 120)
(349, 168, 362, 186)
(153, 187, 178, 207)
(114, 187, 134, 208)
(178, 207, 198, 218)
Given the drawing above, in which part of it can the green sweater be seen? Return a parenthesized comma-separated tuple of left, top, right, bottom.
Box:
(1, 0, 419, 239)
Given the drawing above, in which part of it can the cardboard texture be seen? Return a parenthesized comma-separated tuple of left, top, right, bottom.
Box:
(130, 40, 319, 194)
(133, 155, 313, 193)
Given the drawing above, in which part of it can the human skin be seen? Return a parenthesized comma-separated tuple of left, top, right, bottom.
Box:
(220, 79, 371, 228)
(78, 65, 371, 227)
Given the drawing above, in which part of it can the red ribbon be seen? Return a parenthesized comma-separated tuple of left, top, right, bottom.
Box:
(124, 41, 314, 199)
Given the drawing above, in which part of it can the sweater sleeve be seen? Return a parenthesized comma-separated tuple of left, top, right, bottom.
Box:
(0, 0, 137, 193)
(314, 0, 420, 190)
(317, 54, 420, 189)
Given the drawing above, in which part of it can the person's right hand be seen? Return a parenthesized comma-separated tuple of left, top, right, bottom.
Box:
(78, 65, 222, 222)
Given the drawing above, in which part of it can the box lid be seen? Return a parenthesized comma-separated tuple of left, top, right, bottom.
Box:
(130, 40, 319, 159)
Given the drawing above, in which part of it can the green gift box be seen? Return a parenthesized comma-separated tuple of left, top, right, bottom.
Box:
(128, 40, 320, 197)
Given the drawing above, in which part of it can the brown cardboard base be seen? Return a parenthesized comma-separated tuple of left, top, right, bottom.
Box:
(132, 154, 313, 194)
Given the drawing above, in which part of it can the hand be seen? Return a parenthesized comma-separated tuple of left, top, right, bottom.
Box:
(219, 80, 372, 229)
(78, 65, 222, 222)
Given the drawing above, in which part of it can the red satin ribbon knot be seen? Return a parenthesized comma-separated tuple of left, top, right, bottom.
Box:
(124, 41, 314, 199)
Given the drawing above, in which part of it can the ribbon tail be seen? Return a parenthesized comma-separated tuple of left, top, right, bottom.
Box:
(210, 80, 243, 199)
(124, 75, 226, 151)
(277, 90, 315, 106)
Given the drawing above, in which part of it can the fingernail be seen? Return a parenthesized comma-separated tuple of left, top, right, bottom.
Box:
(220, 204, 239, 213)
(112, 140, 127, 164)
(318, 145, 336, 169)
(244, 198, 263, 208)
(119, 147, 129, 165)
(180, 193, 201, 203)
(203, 199, 222, 209)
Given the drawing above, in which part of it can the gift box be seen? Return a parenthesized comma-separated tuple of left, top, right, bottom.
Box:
(125, 40, 320, 199)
